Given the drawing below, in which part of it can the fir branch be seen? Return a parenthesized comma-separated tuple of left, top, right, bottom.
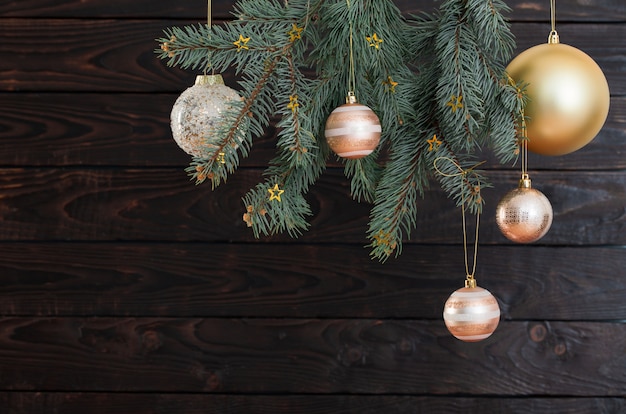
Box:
(367, 124, 428, 260)
(234, 0, 323, 22)
(426, 140, 488, 215)
(242, 179, 312, 238)
(188, 54, 280, 188)
(157, 0, 524, 261)
(367, 0, 521, 261)
(239, 0, 325, 238)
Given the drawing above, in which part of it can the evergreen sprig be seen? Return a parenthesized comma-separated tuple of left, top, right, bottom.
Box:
(156, 0, 524, 261)
(367, 0, 523, 261)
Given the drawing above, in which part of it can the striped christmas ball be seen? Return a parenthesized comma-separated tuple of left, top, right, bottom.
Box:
(324, 101, 381, 159)
(443, 286, 500, 342)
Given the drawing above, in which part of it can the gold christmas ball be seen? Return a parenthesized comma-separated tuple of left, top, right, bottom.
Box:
(443, 285, 500, 342)
(171, 74, 243, 157)
(496, 178, 553, 243)
(506, 42, 610, 156)
(324, 96, 381, 159)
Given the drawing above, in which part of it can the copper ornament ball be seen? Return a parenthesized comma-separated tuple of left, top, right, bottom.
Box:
(506, 42, 610, 156)
(324, 96, 381, 159)
(171, 74, 243, 157)
(443, 285, 501, 342)
(496, 179, 553, 244)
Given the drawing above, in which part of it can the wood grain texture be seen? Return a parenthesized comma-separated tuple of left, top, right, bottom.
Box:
(1, 20, 624, 94)
(0, 243, 624, 320)
(0, 168, 623, 244)
(0, 393, 624, 414)
(0, 93, 624, 169)
(0, 0, 624, 410)
(2, 0, 625, 21)
(0, 0, 237, 18)
(0, 19, 196, 92)
(0, 317, 623, 395)
(0, 92, 276, 168)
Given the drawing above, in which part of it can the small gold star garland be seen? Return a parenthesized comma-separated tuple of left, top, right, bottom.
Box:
(268, 183, 285, 202)
(233, 34, 251, 51)
(366, 33, 383, 49)
(427, 134, 442, 151)
(287, 95, 300, 113)
(446, 94, 463, 112)
(288, 23, 304, 42)
(382, 76, 398, 93)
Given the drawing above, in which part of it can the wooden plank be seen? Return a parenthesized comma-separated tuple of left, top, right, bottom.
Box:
(0, 19, 197, 92)
(406, 0, 626, 23)
(0, 92, 190, 167)
(0, 392, 624, 414)
(1, 19, 624, 94)
(0, 93, 187, 167)
(0, 317, 623, 395)
(0, 243, 623, 320)
(0, 93, 624, 170)
(0, 168, 623, 245)
(2, 0, 625, 22)
(0, 0, 236, 19)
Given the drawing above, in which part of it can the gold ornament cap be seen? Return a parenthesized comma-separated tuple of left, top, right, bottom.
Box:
(464, 277, 477, 289)
(548, 30, 560, 44)
(519, 174, 532, 189)
(195, 74, 225, 86)
(345, 91, 358, 104)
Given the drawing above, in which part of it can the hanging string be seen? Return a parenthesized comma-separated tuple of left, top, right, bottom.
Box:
(461, 195, 480, 282)
(520, 110, 529, 180)
(346, 0, 356, 96)
(302, 0, 312, 32)
(349, 23, 356, 94)
(550, 0, 556, 33)
(433, 157, 482, 283)
(204, 0, 213, 75)
(548, 0, 559, 43)
(207, 0, 212, 28)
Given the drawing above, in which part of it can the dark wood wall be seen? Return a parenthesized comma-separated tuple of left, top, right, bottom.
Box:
(1, 0, 625, 412)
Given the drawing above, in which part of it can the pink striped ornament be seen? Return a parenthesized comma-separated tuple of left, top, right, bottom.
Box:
(443, 286, 500, 342)
(324, 102, 381, 159)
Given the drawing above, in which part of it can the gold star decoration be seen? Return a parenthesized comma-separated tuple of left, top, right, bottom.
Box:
(446, 94, 463, 112)
(382, 76, 398, 93)
(268, 183, 285, 202)
(427, 134, 442, 151)
(288, 23, 304, 42)
(233, 34, 251, 51)
(366, 33, 383, 49)
(287, 95, 299, 113)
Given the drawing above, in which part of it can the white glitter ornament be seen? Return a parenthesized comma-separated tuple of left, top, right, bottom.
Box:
(170, 74, 243, 157)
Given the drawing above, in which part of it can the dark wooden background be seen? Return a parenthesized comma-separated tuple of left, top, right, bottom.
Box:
(1, 0, 625, 412)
